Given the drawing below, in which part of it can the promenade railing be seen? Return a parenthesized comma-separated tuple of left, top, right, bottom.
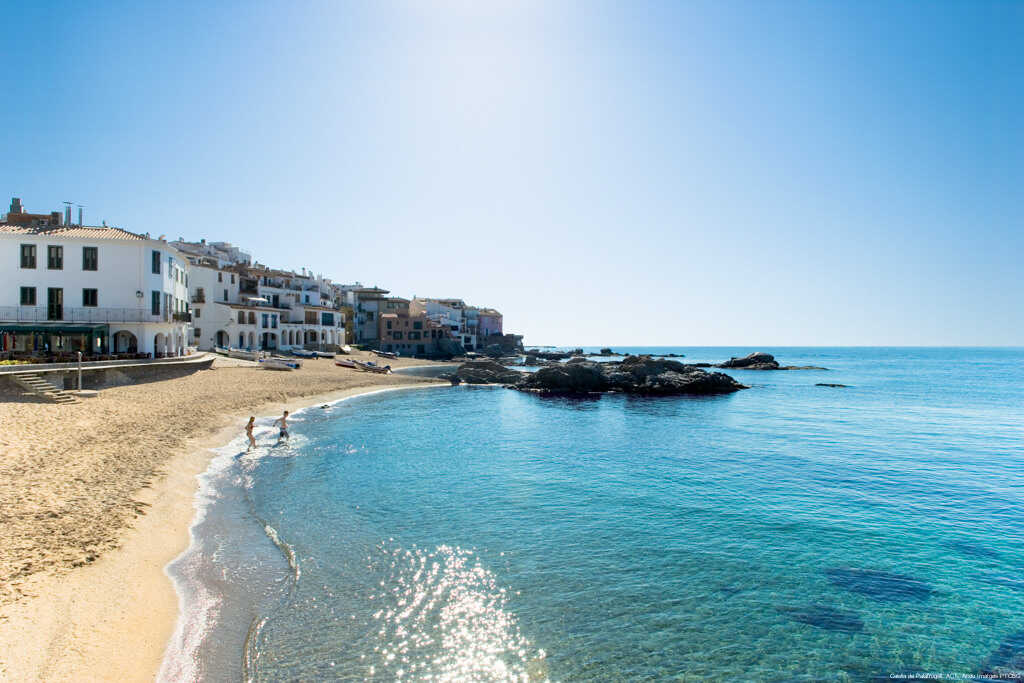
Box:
(0, 306, 179, 324)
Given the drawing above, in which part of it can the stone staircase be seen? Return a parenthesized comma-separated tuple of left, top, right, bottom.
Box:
(9, 373, 79, 404)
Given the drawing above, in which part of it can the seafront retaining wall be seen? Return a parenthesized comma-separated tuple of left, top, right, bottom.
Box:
(0, 353, 215, 396)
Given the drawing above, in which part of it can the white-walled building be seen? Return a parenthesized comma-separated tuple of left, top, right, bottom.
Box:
(1, 223, 191, 357)
(170, 238, 251, 267)
(186, 257, 242, 349)
(185, 259, 346, 352)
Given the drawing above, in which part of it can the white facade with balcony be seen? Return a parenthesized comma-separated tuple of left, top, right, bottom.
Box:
(0, 225, 191, 356)
(185, 261, 345, 351)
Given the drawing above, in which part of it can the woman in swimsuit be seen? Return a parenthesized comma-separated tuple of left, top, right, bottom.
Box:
(245, 416, 256, 451)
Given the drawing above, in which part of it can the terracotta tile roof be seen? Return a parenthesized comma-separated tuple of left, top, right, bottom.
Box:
(0, 224, 147, 241)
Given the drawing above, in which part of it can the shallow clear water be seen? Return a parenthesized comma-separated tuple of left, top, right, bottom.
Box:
(163, 348, 1024, 681)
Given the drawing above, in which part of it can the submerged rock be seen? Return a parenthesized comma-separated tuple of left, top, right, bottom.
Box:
(816, 383, 850, 388)
(981, 630, 1024, 680)
(978, 572, 1024, 592)
(777, 604, 864, 633)
(514, 355, 746, 396)
(454, 359, 525, 385)
(824, 567, 933, 602)
(946, 540, 1001, 559)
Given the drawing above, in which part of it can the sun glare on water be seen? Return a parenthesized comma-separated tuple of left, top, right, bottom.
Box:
(367, 543, 548, 681)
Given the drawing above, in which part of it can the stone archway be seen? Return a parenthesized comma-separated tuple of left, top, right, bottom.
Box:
(113, 330, 138, 354)
(216, 330, 229, 347)
(154, 332, 167, 357)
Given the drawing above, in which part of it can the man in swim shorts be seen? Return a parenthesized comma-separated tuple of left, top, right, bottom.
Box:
(273, 410, 290, 444)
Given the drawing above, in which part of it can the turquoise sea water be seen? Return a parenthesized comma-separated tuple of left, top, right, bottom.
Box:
(161, 348, 1024, 681)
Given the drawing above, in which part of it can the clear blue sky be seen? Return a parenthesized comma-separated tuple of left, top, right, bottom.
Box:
(2, 0, 1021, 345)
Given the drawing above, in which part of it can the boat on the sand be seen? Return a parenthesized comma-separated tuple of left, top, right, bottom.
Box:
(228, 348, 261, 361)
(260, 358, 296, 371)
(353, 359, 391, 374)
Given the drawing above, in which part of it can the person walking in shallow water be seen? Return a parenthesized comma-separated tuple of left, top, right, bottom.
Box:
(273, 410, 290, 444)
(245, 416, 256, 451)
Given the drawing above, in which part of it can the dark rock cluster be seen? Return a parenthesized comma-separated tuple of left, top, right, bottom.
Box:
(480, 334, 525, 358)
(525, 348, 583, 361)
(717, 352, 827, 371)
(452, 359, 525, 385)
(453, 355, 747, 396)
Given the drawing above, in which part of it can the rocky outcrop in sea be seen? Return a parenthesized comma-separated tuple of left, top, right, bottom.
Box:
(451, 359, 526, 385)
(517, 356, 746, 395)
(716, 352, 827, 371)
(525, 348, 584, 361)
(452, 356, 746, 396)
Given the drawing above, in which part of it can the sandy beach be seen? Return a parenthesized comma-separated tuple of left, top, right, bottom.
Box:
(0, 351, 450, 681)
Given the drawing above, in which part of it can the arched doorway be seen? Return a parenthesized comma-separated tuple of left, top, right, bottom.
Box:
(247, 332, 255, 348)
(215, 330, 228, 348)
(113, 330, 137, 354)
(154, 332, 166, 357)
(261, 332, 277, 350)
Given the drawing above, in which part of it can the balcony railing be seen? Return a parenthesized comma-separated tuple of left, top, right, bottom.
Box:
(0, 306, 180, 324)
(191, 293, 206, 303)
(173, 312, 192, 322)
